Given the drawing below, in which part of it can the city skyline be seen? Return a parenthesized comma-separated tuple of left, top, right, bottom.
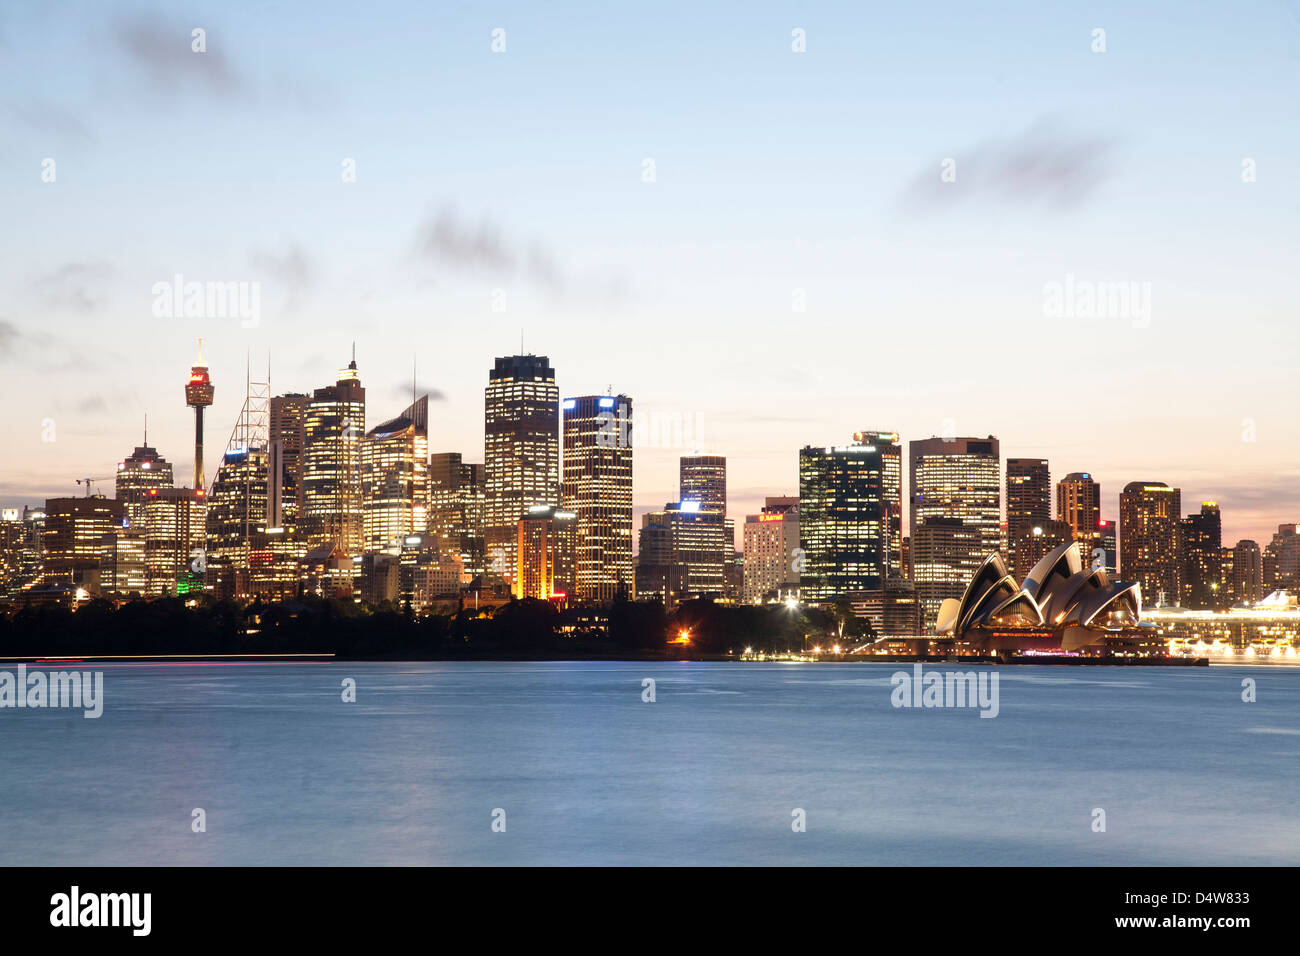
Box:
(4, 2, 1299, 547)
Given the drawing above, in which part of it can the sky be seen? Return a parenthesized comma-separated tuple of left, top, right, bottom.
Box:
(2, 0, 1298, 548)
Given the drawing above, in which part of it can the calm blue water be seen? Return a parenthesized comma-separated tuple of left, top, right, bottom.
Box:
(0, 661, 1297, 866)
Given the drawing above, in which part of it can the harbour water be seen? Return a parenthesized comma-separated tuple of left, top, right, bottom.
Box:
(0, 661, 1296, 865)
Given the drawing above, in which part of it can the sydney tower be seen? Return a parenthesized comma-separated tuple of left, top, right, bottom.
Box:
(185, 339, 215, 490)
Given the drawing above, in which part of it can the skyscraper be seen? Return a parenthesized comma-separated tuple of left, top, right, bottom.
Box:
(268, 393, 308, 531)
(908, 435, 1000, 626)
(1262, 524, 1300, 593)
(515, 505, 576, 601)
(484, 355, 559, 584)
(1231, 539, 1263, 605)
(561, 394, 633, 603)
(798, 432, 902, 602)
(741, 496, 800, 603)
(1006, 458, 1050, 571)
(679, 455, 727, 516)
(302, 353, 366, 553)
(115, 432, 174, 532)
(42, 495, 125, 583)
(1181, 501, 1222, 609)
(1119, 481, 1182, 608)
(428, 452, 485, 579)
(143, 487, 207, 595)
(1057, 472, 1102, 567)
(362, 396, 430, 555)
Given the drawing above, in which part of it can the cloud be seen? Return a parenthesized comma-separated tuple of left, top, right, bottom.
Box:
(391, 383, 447, 402)
(31, 261, 111, 313)
(901, 118, 1117, 211)
(6, 100, 95, 144)
(251, 242, 313, 311)
(113, 13, 242, 98)
(412, 207, 564, 291)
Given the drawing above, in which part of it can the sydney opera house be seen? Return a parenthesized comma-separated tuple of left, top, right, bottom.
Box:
(935, 541, 1155, 654)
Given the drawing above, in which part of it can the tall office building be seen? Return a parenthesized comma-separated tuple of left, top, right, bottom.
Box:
(1057, 472, 1102, 566)
(1011, 519, 1073, 581)
(798, 432, 902, 602)
(1006, 458, 1050, 571)
(561, 394, 634, 603)
(302, 353, 366, 554)
(908, 435, 999, 624)
(115, 434, 174, 531)
(1119, 481, 1182, 608)
(428, 452, 485, 579)
(741, 496, 800, 603)
(484, 355, 559, 585)
(42, 495, 125, 583)
(269, 393, 308, 530)
(206, 446, 270, 569)
(144, 487, 207, 595)
(362, 396, 430, 555)
(911, 516, 983, 631)
(1181, 501, 1222, 609)
(635, 502, 726, 606)
(100, 530, 147, 595)
(1231, 539, 1263, 605)
(515, 506, 576, 600)
(1097, 518, 1117, 573)
(680, 455, 727, 516)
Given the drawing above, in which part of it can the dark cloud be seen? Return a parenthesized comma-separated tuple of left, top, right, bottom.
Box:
(31, 261, 111, 313)
(251, 242, 313, 311)
(0, 318, 20, 356)
(902, 118, 1116, 211)
(391, 383, 447, 402)
(113, 13, 242, 97)
(412, 207, 564, 291)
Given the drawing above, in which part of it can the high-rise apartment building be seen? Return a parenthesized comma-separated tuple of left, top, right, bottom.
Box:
(561, 395, 633, 603)
(1231, 539, 1263, 605)
(1057, 472, 1102, 567)
(302, 354, 366, 553)
(1263, 524, 1300, 593)
(1119, 481, 1182, 608)
(484, 355, 559, 585)
(1181, 501, 1223, 609)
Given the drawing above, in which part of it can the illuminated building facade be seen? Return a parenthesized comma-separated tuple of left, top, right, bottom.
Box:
(1263, 524, 1300, 593)
(362, 396, 430, 555)
(798, 433, 902, 603)
(634, 502, 726, 606)
(561, 395, 634, 603)
(206, 447, 270, 570)
(909, 436, 1000, 611)
(484, 355, 559, 585)
(302, 355, 366, 553)
(1119, 480, 1182, 608)
(1057, 472, 1102, 568)
(144, 487, 207, 595)
(428, 453, 485, 578)
(1011, 518, 1073, 581)
(42, 495, 125, 581)
(269, 393, 308, 530)
(1231, 539, 1263, 605)
(911, 516, 982, 631)
(742, 497, 800, 603)
(1006, 458, 1050, 572)
(115, 438, 174, 531)
(100, 531, 147, 595)
(1097, 518, 1117, 574)
(1181, 501, 1223, 609)
(515, 506, 576, 600)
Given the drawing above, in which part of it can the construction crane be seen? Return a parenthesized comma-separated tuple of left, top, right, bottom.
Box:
(75, 476, 115, 498)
